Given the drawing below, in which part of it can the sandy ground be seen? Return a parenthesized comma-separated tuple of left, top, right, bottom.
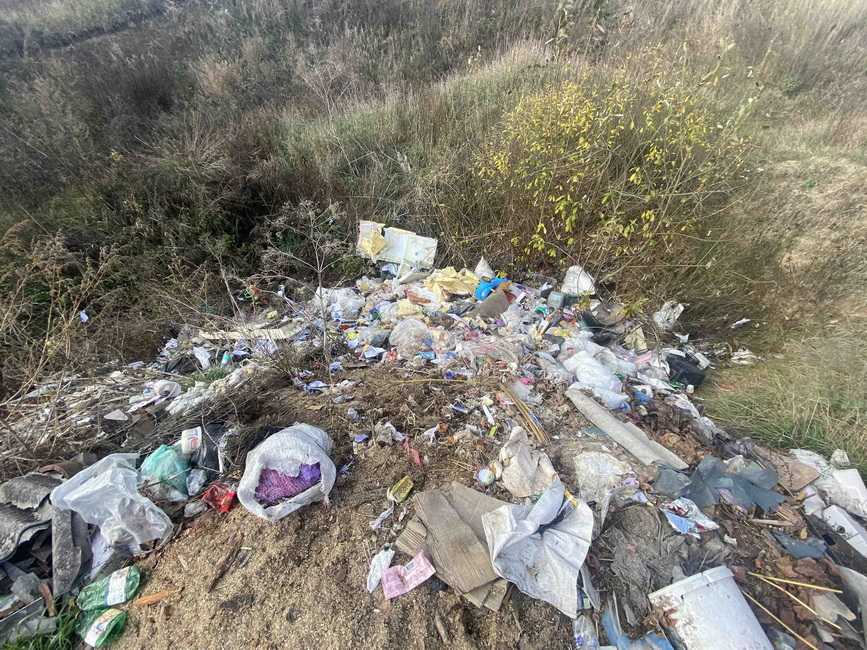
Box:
(116, 456, 579, 650)
(115, 375, 590, 650)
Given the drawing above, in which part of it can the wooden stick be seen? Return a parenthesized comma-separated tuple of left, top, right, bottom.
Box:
(743, 591, 818, 650)
(208, 536, 240, 592)
(38, 582, 56, 617)
(754, 574, 841, 631)
(747, 572, 843, 594)
(503, 384, 548, 443)
(132, 590, 177, 607)
(749, 518, 796, 527)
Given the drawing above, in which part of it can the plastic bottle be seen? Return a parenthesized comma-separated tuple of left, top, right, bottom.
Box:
(573, 614, 600, 649)
(77, 566, 141, 611)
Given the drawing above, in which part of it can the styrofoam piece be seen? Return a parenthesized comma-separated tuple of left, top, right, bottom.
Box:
(649, 566, 772, 650)
(823, 505, 867, 559)
(356, 220, 437, 269)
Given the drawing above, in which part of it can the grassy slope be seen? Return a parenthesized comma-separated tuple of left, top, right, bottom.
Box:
(0, 0, 865, 461)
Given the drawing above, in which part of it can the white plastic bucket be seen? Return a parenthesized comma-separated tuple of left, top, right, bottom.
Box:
(648, 566, 772, 649)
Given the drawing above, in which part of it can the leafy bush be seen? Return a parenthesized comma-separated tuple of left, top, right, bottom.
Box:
(477, 59, 752, 279)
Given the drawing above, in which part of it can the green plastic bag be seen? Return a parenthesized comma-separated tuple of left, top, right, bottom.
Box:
(77, 608, 127, 647)
(77, 566, 141, 611)
(140, 444, 189, 497)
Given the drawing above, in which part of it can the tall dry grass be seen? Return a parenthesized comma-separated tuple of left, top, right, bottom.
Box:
(0, 0, 866, 462)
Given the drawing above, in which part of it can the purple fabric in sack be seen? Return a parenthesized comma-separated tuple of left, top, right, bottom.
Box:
(255, 463, 321, 506)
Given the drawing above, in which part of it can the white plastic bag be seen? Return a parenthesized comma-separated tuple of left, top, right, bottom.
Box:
(50, 454, 172, 553)
(534, 352, 573, 384)
(237, 424, 336, 522)
(483, 479, 593, 618)
(573, 452, 631, 507)
(561, 265, 596, 295)
(366, 547, 395, 592)
(474, 257, 494, 280)
(499, 427, 558, 498)
(388, 318, 432, 359)
(315, 287, 365, 321)
(563, 351, 628, 408)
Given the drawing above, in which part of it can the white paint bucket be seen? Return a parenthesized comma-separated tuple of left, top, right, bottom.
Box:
(648, 566, 772, 649)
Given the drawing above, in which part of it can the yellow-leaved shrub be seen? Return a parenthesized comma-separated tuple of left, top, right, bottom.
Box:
(477, 63, 751, 278)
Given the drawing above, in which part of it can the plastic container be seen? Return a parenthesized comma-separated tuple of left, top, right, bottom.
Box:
(180, 426, 202, 455)
(648, 566, 772, 649)
(547, 291, 565, 310)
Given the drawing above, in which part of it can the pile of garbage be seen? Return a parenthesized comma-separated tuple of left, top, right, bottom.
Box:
(1, 222, 866, 648)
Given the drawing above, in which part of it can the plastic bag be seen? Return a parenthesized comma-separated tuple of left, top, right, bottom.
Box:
(535, 352, 573, 384)
(573, 452, 632, 508)
(77, 608, 127, 648)
(499, 427, 558, 498)
(366, 547, 395, 593)
(140, 444, 189, 501)
(315, 287, 365, 321)
(595, 347, 637, 377)
(77, 566, 141, 611)
(573, 614, 600, 649)
(563, 351, 622, 394)
(187, 469, 208, 496)
(483, 479, 593, 618)
(202, 482, 237, 513)
(459, 336, 523, 366)
(562, 346, 630, 408)
(475, 277, 508, 300)
(379, 299, 423, 323)
(559, 332, 598, 359)
(475, 257, 494, 280)
(653, 301, 684, 331)
(561, 265, 595, 295)
(50, 454, 172, 552)
(237, 424, 336, 522)
(389, 318, 432, 359)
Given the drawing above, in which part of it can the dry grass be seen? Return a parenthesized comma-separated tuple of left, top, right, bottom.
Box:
(707, 323, 867, 472)
(1, 0, 867, 464)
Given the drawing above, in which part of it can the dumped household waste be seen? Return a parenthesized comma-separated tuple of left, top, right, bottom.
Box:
(237, 424, 335, 522)
(396, 481, 509, 611)
(498, 426, 557, 498)
(4, 229, 867, 649)
(76, 566, 141, 611)
(78, 608, 127, 648)
(50, 454, 172, 553)
(381, 551, 436, 599)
